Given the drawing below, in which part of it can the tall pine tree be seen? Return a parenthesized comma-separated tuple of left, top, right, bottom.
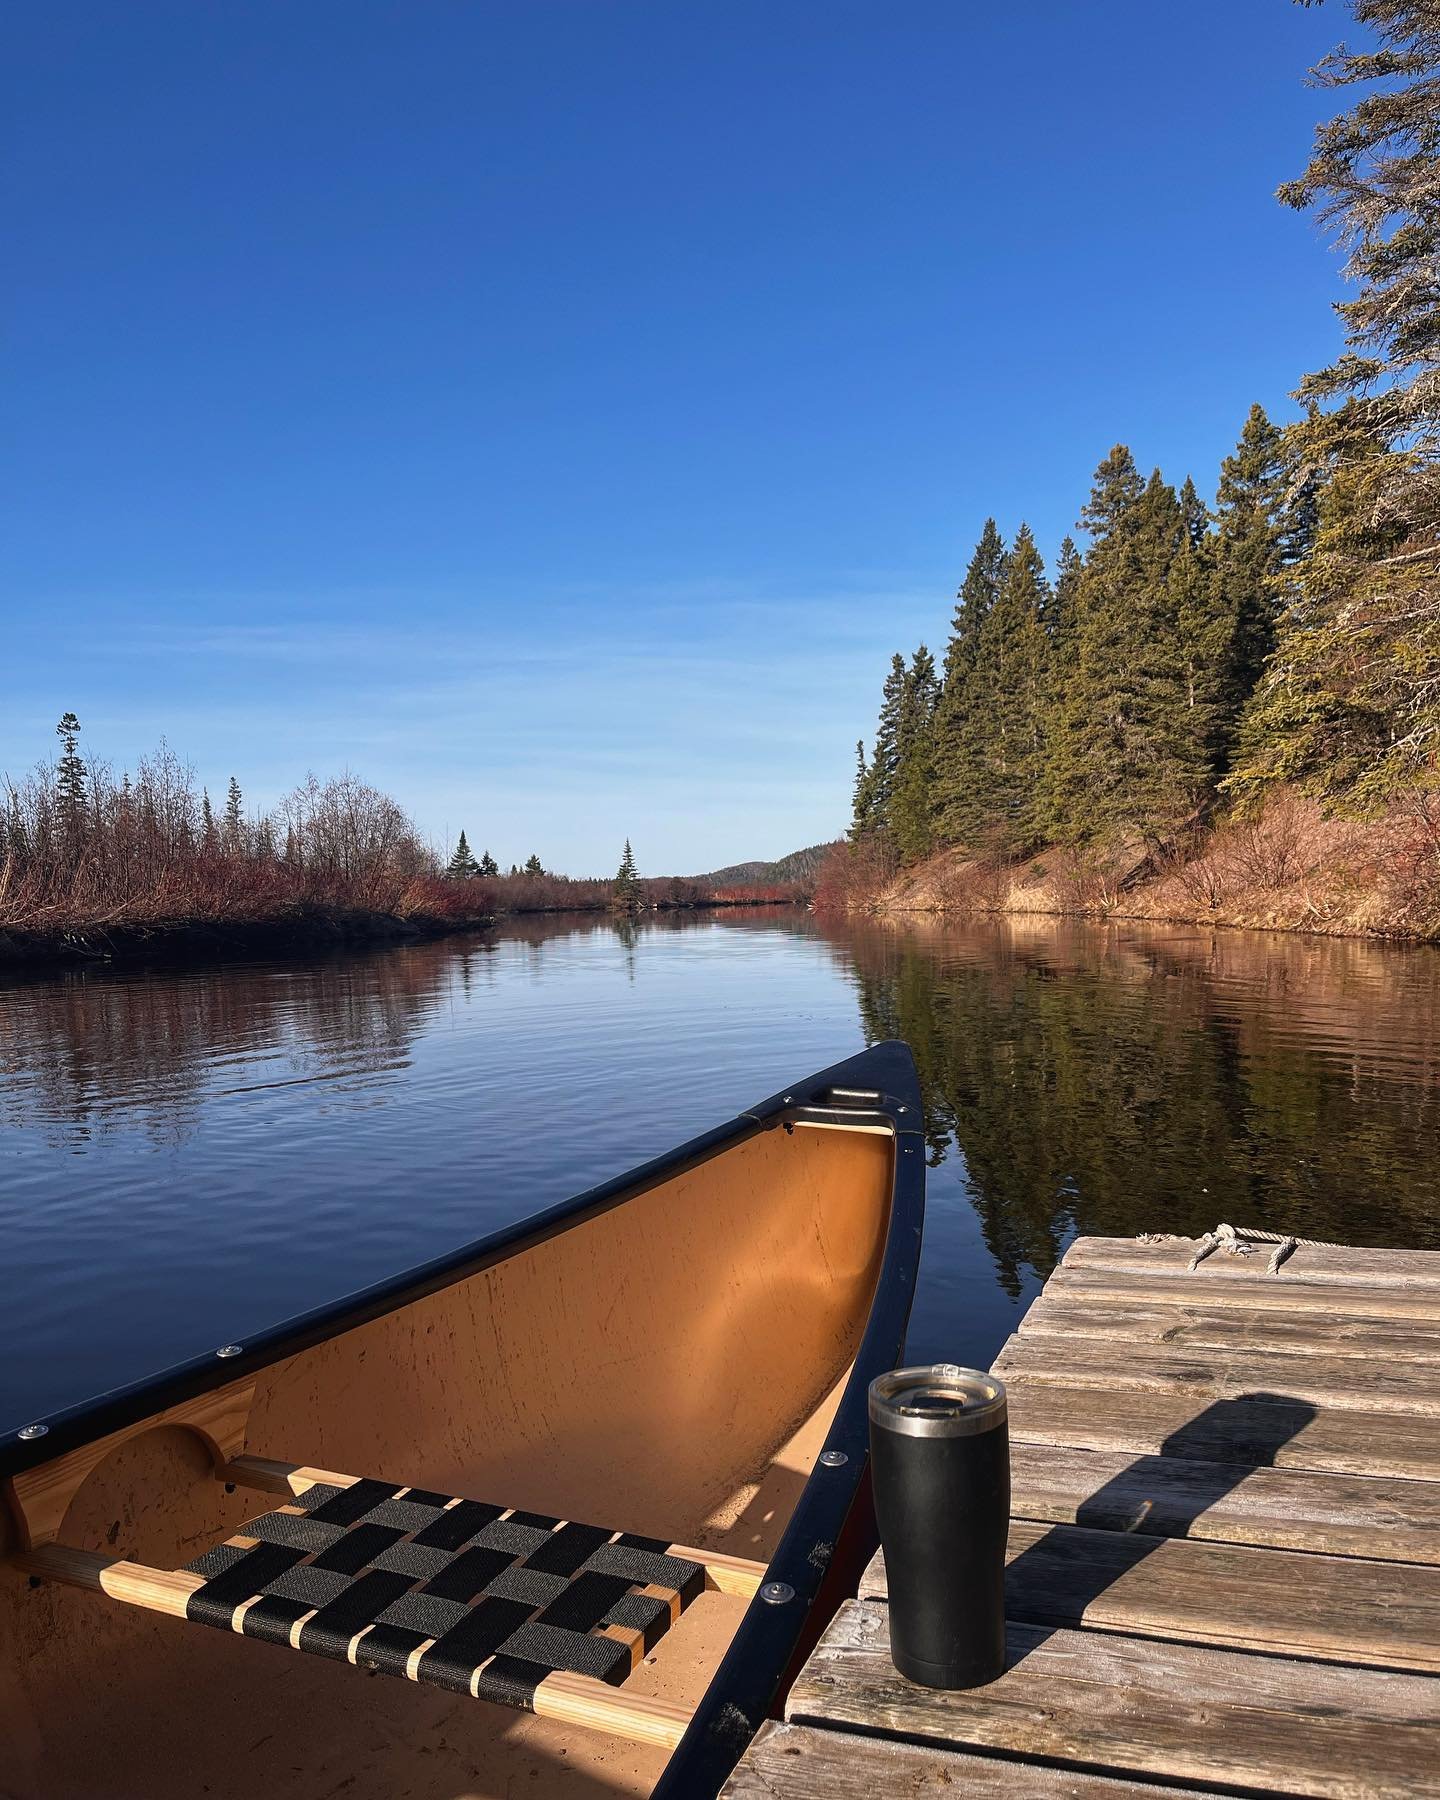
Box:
(890, 646, 940, 865)
(932, 520, 1007, 844)
(970, 524, 1051, 852)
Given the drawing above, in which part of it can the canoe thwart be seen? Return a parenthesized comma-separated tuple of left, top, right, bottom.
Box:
(17, 1461, 768, 1749)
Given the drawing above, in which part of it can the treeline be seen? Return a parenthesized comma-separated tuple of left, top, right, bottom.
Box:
(0, 719, 805, 952)
(0, 717, 471, 937)
(842, 1, 1440, 895)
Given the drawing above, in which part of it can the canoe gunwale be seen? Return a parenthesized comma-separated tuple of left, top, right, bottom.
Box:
(653, 1039, 925, 1798)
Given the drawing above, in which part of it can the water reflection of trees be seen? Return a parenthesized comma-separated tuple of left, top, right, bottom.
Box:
(0, 938, 499, 1143)
(827, 917, 1440, 1294)
(0, 908, 812, 1142)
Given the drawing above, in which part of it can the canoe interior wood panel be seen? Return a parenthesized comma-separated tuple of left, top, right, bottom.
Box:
(0, 1041, 925, 1800)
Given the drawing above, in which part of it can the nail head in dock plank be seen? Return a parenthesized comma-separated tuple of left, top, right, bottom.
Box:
(720, 1722, 1233, 1797)
(726, 1236, 1440, 1798)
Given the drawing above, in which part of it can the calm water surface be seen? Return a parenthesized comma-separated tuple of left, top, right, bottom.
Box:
(3, 909, 1438, 1432)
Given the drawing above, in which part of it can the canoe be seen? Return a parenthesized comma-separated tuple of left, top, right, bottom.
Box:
(0, 1040, 924, 1799)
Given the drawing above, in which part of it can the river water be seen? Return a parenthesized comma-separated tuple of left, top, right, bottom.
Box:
(3, 909, 1438, 1434)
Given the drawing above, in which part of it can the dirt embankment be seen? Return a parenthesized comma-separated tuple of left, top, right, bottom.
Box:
(855, 794, 1440, 943)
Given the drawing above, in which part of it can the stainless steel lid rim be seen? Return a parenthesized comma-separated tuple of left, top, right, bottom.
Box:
(868, 1363, 1008, 1438)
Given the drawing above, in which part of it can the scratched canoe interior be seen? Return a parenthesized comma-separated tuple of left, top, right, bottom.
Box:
(0, 1107, 898, 1800)
(726, 1234, 1440, 1800)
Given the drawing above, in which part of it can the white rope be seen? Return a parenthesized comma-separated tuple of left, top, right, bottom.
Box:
(1134, 1221, 1349, 1275)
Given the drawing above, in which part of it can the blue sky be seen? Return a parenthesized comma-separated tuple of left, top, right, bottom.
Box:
(4, 1, 1356, 873)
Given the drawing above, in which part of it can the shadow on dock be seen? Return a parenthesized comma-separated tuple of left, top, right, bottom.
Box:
(1004, 1393, 1317, 1663)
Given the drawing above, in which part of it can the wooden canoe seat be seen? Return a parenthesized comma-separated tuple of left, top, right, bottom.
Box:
(18, 1457, 765, 1751)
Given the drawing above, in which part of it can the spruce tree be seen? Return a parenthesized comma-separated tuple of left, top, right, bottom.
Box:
(446, 830, 481, 880)
(201, 788, 217, 850)
(612, 839, 642, 913)
(224, 776, 243, 846)
(478, 848, 499, 877)
(1036, 538, 1083, 838)
(848, 740, 872, 842)
(54, 712, 86, 839)
(524, 854, 544, 876)
(1228, 2, 1440, 806)
(1213, 404, 1291, 759)
(890, 646, 940, 865)
(862, 654, 908, 844)
(1050, 453, 1208, 844)
(1170, 477, 1230, 787)
(932, 520, 1007, 844)
(972, 524, 1051, 852)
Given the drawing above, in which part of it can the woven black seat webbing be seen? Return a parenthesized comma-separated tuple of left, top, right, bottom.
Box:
(182, 1479, 704, 1709)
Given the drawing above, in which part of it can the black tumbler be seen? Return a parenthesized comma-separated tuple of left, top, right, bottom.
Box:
(868, 1363, 1009, 1688)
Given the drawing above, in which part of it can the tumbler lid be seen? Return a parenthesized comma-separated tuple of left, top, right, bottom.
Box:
(868, 1364, 1007, 1439)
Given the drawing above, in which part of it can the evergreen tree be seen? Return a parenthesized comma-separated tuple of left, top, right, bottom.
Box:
(224, 776, 243, 846)
(1170, 477, 1230, 782)
(1036, 537, 1084, 837)
(891, 646, 940, 865)
(446, 830, 481, 880)
(54, 712, 86, 839)
(524, 853, 544, 876)
(612, 839, 642, 913)
(1049, 453, 1209, 844)
(848, 740, 872, 842)
(971, 524, 1051, 852)
(858, 654, 908, 843)
(1229, 2, 1440, 806)
(201, 788, 217, 850)
(932, 521, 1007, 843)
(1213, 404, 1290, 757)
(478, 848, 499, 877)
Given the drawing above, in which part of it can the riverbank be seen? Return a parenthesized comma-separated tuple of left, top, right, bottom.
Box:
(826, 794, 1440, 943)
(0, 894, 805, 970)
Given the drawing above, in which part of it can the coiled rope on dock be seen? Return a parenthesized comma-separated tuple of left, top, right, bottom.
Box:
(1135, 1221, 1350, 1275)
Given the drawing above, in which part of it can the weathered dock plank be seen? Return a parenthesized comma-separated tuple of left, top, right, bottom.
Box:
(1062, 1236, 1440, 1290)
(788, 1602, 1440, 1800)
(1008, 1381, 1440, 1479)
(1007, 1440, 1440, 1563)
(1047, 1266, 1440, 1321)
(1019, 1295, 1440, 1364)
(860, 1525, 1440, 1671)
(720, 1721, 1231, 1798)
(995, 1332, 1440, 1415)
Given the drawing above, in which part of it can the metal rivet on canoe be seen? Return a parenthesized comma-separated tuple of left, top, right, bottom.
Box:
(819, 1449, 849, 1468)
(782, 1095, 794, 1104)
(17, 1423, 48, 1441)
(215, 1345, 243, 1359)
(759, 1581, 795, 1605)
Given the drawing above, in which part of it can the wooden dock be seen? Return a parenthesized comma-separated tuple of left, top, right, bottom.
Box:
(723, 1234, 1440, 1798)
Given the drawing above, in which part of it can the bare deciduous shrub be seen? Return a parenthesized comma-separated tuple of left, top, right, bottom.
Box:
(812, 836, 897, 913)
(1217, 788, 1322, 893)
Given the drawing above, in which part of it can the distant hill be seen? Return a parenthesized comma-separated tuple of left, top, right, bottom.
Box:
(691, 843, 837, 887)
